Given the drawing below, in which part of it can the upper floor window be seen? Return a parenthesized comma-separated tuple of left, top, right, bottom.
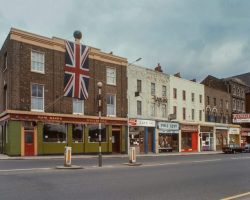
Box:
(191, 109, 195, 120)
(173, 106, 177, 117)
(162, 85, 167, 97)
(232, 85, 236, 95)
(173, 88, 177, 99)
(237, 88, 240, 97)
(162, 104, 167, 118)
(191, 93, 195, 102)
(213, 98, 216, 106)
(182, 90, 186, 101)
(233, 99, 236, 110)
(151, 83, 155, 96)
(183, 107, 186, 120)
(106, 68, 116, 85)
(220, 99, 223, 108)
(199, 110, 202, 121)
(241, 89, 245, 98)
(207, 96, 210, 105)
(73, 98, 84, 114)
(31, 50, 45, 73)
(137, 100, 142, 115)
(151, 103, 155, 117)
(137, 80, 142, 93)
(31, 84, 44, 111)
(107, 94, 116, 116)
(3, 52, 7, 71)
(199, 95, 202, 103)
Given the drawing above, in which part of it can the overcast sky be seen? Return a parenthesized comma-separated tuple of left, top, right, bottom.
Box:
(1, 0, 250, 81)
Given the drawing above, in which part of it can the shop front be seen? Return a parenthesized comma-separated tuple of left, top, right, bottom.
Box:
(200, 126, 214, 151)
(181, 124, 198, 152)
(157, 121, 179, 153)
(215, 126, 228, 151)
(228, 127, 240, 145)
(129, 119, 156, 154)
(0, 110, 127, 156)
(240, 128, 250, 146)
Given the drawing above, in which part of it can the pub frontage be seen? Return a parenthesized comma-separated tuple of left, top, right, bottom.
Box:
(0, 110, 127, 156)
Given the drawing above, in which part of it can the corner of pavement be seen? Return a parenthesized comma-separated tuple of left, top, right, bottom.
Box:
(0, 151, 223, 160)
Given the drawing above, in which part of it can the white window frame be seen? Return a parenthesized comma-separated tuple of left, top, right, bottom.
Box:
(31, 83, 44, 112)
(162, 104, 167, 118)
(73, 98, 84, 115)
(107, 94, 116, 116)
(106, 67, 116, 86)
(151, 83, 155, 96)
(162, 85, 166, 97)
(151, 103, 155, 117)
(31, 50, 45, 74)
(137, 100, 142, 116)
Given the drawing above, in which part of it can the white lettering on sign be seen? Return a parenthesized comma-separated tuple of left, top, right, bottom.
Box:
(228, 128, 240, 135)
(158, 122, 179, 131)
(129, 119, 155, 127)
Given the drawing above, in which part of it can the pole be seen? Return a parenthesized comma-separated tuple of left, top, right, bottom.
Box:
(97, 82, 103, 167)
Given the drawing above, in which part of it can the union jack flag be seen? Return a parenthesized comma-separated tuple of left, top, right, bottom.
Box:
(64, 40, 90, 100)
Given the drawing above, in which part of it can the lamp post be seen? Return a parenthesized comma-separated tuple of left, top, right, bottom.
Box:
(97, 81, 103, 167)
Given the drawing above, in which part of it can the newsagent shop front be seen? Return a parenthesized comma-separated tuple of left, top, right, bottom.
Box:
(129, 119, 156, 154)
(157, 121, 179, 153)
(0, 110, 127, 156)
(181, 124, 199, 152)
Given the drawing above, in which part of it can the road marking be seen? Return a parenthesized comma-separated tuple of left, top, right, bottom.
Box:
(0, 168, 51, 172)
(231, 157, 250, 160)
(142, 162, 180, 167)
(192, 159, 222, 163)
(221, 192, 250, 200)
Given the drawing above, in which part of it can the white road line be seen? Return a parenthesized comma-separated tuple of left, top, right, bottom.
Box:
(142, 162, 180, 167)
(0, 167, 51, 172)
(221, 191, 250, 200)
(192, 159, 222, 163)
(231, 157, 250, 160)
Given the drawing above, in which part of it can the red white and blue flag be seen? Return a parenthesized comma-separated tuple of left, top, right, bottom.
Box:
(64, 40, 90, 100)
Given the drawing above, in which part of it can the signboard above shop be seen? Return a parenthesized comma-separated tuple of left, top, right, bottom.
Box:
(158, 122, 179, 131)
(129, 119, 155, 127)
(233, 114, 250, 123)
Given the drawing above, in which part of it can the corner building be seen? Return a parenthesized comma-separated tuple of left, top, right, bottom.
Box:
(0, 28, 128, 156)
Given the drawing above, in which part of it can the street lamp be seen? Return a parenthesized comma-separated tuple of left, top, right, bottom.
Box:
(97, 81, 103, 167)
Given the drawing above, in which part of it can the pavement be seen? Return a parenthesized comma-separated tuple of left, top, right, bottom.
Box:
(0, 151, 223, 160)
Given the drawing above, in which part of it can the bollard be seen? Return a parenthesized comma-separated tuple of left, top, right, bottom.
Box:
(129, 147, 136, 164)
(64, 146, 72, 167)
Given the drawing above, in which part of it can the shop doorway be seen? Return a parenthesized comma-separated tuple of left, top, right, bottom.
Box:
(24, 130, 34, 156)
(112, 131, 120, 153)
(181, 132, 198, 152)
(216, 131, 227, 150)
(201, 132, 214, 151)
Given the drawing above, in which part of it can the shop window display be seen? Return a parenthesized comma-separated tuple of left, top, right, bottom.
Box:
(88, 124, 106, 142)
(43, 123, 66, 143)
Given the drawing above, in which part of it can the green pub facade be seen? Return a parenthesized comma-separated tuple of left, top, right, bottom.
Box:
(0, 28, 128, 156)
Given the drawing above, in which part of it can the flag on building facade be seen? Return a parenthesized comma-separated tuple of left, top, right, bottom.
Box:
(64, 40, 90, 100)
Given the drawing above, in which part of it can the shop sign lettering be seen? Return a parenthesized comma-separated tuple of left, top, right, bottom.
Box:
(228, 128, 240, 135)
(153, 96, 167, 104)
(181, 125, 198, 131)
(233, 113, 250, 123)
(158, 122, 179, 131)
(129, 119, 155, 127)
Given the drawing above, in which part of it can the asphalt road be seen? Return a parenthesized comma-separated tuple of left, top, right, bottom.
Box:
(0, 154, 250, 200)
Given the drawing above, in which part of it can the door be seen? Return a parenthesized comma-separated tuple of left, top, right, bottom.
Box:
(112, 131, 120, 153)
(25, 130, 34, 156)
(148, 131, 152, 152)
(192, 132, 198, 151)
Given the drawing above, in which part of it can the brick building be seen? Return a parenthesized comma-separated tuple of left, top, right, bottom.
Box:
(0, 28, 128, 156)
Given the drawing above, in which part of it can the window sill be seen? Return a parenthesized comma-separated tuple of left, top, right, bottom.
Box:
(31, 70, 45, 74)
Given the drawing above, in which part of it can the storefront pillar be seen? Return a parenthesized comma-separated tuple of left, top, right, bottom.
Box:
(144, 127, 148, 153)
(155, 128, 159, 154)
(178, 130, 181, 152)
(213, 127, 216, 151)
(198, 125, 201, 152)
(152, 128, 156, 153)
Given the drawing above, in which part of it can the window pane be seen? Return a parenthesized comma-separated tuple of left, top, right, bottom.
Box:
(43, 123, 66, 142)
(72, 124, 84, 142)
(88, 124, 106, 142)
(31, 51, 44, 72)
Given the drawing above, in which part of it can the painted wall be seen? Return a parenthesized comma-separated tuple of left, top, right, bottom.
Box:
(6, 121, 21, 156)
(169, 75, 205, 123)
(127, 64, 170, 120)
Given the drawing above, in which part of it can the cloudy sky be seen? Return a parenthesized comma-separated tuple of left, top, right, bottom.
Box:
(1, 0, 250, 81)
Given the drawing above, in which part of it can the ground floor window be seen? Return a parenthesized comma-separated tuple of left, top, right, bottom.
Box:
(216, 130, 227, 150)
(72, 124, 84, 143)
(201, 132, 214, 151)
(88, 124, 106, 142)
(158, 133, 178, 152)
(43, 123, 66, 143)
(181, 132, 192, 149)
(229, 134, 239, 145)
(129, 126, 145, 153)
